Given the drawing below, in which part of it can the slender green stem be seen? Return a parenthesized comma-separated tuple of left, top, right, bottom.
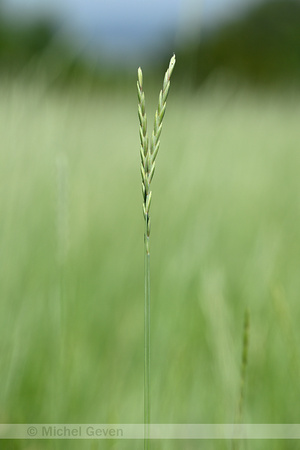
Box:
(237, 308, 250, 423)
(144, 236, 150, 449)
(233, 308, 250, 450)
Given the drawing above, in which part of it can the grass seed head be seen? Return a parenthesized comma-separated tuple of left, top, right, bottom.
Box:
(137, 54, 176, 249)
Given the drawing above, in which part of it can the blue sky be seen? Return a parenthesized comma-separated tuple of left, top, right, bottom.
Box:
(2, 0, 262, 25)
(1, 0, 263, 66)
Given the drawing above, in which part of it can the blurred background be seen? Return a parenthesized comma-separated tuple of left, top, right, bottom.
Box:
(1, 1, 300, 449)
(0, 0, 300, 86)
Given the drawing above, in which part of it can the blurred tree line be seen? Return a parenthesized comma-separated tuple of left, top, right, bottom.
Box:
(177, 0, 300, 87)
(0, 0, 300, 88)
(0, 16, 52, 68)
(0, 8, 102, 87)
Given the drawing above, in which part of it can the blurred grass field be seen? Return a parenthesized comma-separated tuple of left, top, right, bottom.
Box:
(0, 77, 300, 450)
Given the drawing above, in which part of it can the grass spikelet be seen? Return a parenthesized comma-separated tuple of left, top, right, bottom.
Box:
(137, 55, 175, 450)
(138, 54, 175, 254)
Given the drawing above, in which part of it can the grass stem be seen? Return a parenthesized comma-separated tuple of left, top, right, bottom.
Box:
(144, 242, 150, 449)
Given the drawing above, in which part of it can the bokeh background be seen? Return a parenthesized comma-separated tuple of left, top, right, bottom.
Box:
(0, 0, 300, 449)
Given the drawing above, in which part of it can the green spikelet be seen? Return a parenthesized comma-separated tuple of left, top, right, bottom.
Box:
(138, 54, 176, 254)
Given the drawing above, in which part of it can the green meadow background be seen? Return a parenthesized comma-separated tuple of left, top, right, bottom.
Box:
(0, 75, 300, 450)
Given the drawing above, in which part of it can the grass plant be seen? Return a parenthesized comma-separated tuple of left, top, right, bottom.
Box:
(137, 55, 176, 449)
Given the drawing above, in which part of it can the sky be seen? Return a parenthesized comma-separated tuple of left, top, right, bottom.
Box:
(1, 0, 264, 66)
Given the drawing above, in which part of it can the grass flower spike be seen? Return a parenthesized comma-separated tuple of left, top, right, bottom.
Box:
(138, 54, 176, 254)
(137, 55, 176, 449)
